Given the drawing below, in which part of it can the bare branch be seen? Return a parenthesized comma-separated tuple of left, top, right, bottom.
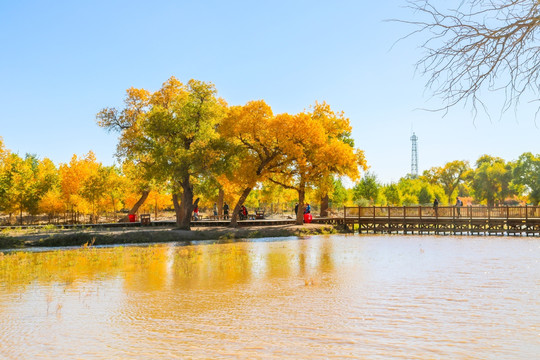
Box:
(395, 0, 540, 116)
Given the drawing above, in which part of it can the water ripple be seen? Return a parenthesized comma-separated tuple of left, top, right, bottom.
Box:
(0, 235, 538, 359)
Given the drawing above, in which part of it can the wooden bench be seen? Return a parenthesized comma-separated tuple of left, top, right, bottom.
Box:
(140, 214, 151, 225)
(255, 209, 265, 219)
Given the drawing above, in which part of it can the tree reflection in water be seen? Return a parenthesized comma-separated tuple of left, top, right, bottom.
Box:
(2, 236, 536, 359)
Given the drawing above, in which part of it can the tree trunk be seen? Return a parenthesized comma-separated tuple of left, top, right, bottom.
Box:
(172, 193, 182, 224)
(91, 200, 95, 224)
(154, 195, 158, 220)
(296, 188, 305, 225)
(174, 175, 198, 230)
(320, 193, 329, 217)
(229, 187, 253, 228)
(218, 188, 224, 216)
(112, 196, 117, 222)
(179, 187, 193, 229)
(19, 198, 23, 225)
(179, 189, 193, 229)
(119, 190, 150, 222)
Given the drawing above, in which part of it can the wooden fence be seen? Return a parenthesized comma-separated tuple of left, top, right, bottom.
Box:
(342, 206, 540, 236)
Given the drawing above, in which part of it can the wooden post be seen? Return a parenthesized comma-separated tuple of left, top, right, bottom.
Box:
(469, 205, 472, 235)
(373, 205, 376, 234)
(418, 206, 422, 235)
(506, 205, 509, 236)
(435, 204, 438, 235)
(487, 206, 491, 236)
(358, 206, 361, 234)
(387, 205, 390, 234)
(343, 206, 346, 232)
(525, 205, 528, 237)
(403, 206, 407, 234)
(452, 205, 456, 235)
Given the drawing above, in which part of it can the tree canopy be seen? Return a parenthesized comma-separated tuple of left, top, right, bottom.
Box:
(219, 100, 294, 226)
(513, 152, 540, 205)
(97, 77, 226, 229)
(268, 102, 366, 224)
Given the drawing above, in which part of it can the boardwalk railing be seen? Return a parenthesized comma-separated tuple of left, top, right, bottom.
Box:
(344, 205, 540, 219)
(342, 206, 540, 236)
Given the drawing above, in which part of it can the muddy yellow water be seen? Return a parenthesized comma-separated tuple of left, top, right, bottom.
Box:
(0, 235, 538, 359)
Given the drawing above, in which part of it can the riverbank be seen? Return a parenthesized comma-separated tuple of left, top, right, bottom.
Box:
(0, 223, 340, 249)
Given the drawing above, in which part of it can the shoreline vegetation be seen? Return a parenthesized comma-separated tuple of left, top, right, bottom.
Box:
(0, 223, 340, 250)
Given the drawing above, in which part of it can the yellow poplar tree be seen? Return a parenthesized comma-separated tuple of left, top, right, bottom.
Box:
(118, 160, 152, 221)
(258, 180, 297, 215)
(0, 153, 57, 224)
(0, 137, 7, 165)
(3, 154, 35, 224)
(269, 102, 367, 224)
(0, 138, 11, 215)
(97, 77, 227, 229)
(220, 100, 295, 227)
(139, 189, 172, 219)
(103, 166, 128, 221)
(97, 87, 153, 221)
(59, 152, 99, 221)
(39, 187, 64, 222)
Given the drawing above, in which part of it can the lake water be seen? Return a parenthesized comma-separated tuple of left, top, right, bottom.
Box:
(0, 235, 538, 359)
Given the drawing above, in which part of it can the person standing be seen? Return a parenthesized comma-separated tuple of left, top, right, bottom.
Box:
(433, 198, 439, 217)
(213, 203, 218, 218)
(294, 203, 299, 215)
(223, 202, 229, 219)
(193, 205, 199, 221)
(455, 197, 462, 217)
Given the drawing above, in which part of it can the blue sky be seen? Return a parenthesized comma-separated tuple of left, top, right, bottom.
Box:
(1, 0, 538, 184)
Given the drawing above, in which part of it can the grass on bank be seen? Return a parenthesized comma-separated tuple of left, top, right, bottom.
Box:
(0, 224, 339, 249)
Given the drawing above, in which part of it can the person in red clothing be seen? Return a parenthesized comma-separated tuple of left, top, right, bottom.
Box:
(240, 205, 248, 220)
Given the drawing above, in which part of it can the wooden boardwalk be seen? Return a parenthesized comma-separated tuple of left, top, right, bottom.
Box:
(3, 206, 540, 237)
(342, 206, 540, 236)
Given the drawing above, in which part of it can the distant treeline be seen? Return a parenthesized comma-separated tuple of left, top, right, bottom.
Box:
(352, 155, 540, 207)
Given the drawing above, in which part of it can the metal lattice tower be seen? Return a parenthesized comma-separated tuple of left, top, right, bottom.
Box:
(410, 132, 418, 178)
